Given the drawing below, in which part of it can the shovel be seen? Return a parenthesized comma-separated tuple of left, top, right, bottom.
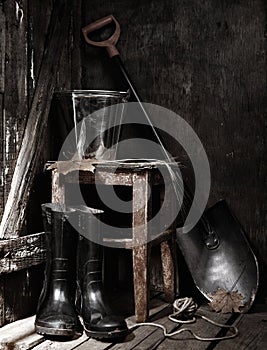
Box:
(82, 15, 259, 311)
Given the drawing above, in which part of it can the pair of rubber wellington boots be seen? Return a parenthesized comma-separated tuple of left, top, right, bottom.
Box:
(35, 204, 128, 340)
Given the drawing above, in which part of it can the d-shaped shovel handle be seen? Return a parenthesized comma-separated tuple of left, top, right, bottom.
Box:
(82, 15, 120, 58)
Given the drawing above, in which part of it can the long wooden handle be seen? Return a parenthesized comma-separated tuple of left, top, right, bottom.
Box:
(82, 15, 120, 58)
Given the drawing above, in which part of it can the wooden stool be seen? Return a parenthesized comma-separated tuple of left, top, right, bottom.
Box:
(49, 160, 178, 322)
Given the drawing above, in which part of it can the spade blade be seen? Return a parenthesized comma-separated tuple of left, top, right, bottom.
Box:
(176, 200, 259, 312)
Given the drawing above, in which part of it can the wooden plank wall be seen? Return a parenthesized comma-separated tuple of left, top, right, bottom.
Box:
(81, 0, 267, 298)
(3, 1, 28, 213)
(0, 3, 6, 221)
(0, 0, 81, 326)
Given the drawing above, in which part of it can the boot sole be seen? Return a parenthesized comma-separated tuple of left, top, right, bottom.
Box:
(84, 327, 129, 340)
(35, 324, 82, 337)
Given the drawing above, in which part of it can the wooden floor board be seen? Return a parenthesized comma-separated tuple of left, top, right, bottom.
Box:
(0, 315, 44, 350)
(129, 317, 175, 350)
(73, 338, 113, 350)
(154, 305, 233, 350)
(1, 300, 267, 350)
(32, 333, 88, 350)
(214, 311, 267, 350)
(109, 302, 172, 350)
(14, 333, 45, 350)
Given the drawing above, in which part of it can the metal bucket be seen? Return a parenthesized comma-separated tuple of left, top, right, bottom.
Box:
(53, 90, 129, 160)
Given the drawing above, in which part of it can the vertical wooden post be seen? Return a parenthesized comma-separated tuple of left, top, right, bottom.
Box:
(0, 1, 7, 327)
(3, 0, 28, 208)
(0, 277, 4, 326)
(160, 177, 177, 302)
(0, 0, 72, 238)
(132, 171, 152, 322)
(70, 0, 82, 89)
(160, 239, 176, 302)
(0, 1, 5, 94)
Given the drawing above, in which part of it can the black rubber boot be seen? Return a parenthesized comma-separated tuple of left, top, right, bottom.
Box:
(74, 206, 129, 340)
(35, 204, 82, 337)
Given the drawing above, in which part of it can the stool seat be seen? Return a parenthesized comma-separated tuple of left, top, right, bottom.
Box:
(48, 159, 178, 322)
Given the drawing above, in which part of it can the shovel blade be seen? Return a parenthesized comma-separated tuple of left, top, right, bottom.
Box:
(176, 200, 259, 312)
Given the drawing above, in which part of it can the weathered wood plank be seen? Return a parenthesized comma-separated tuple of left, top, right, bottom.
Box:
(0, 315, 44, 350)
(28, 0, 53, 105)
(0, 2, 5, 93)
(33, 333, 88, 350)
(74, 338, 112, 350)
(55, 23, 72, 91)
(132, 171, 151, 322)
(3, 266, 44, 325)
(0, 296, 168, 349)
(0, 316, 85, 350)
(110, 302, 171, 350)
(25, 0, 54, 234)
(26, 1, 82, 234)
(14, 332, 45, 350)
(0, 232, 46, 325)
(215, 311, 267, 350)
(155, 305, 233, 350)
(0, 315, 36, 345)
(2, 0, 28, 208)
(70, 0, 82, 90)
(0, 0, 72, 238)
(160, 239, 175, 302)
(127, 316, 176, 350)
(102, 228, 174, 249)
(0, 276, 4, 326)
(0, 232, 46, 274)
(0, 93, 4, 220)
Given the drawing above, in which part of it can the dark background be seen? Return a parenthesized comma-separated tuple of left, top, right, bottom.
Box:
(80, 0, 267, 299)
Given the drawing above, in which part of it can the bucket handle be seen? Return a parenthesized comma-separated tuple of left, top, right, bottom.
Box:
(82, 15, 120, 58)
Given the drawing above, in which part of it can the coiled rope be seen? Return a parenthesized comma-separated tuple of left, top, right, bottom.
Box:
(129, 297, 238, 341)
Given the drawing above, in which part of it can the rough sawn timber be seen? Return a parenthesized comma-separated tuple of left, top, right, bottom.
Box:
(0, 232, 46, 274)
(0, 0, 72, 238)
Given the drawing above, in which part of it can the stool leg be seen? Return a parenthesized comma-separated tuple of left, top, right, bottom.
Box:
(132, 172, 151, 323)
(132, 244, 151, 322)
(160, 235, 176, 302)
(159, 177, 177, 303)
